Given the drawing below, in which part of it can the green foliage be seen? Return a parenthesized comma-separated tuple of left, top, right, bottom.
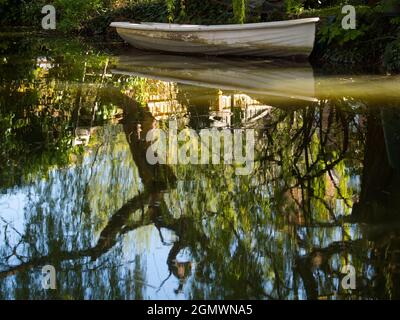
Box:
(54, 0, 103, 32)
(0, 33, 118, 187)
(318, 17, 369, 45)
(121, 77, 152, 107)
(285, 0, 304, 15)
(311, 4, 400, 70)
(390, 16, 400, 26)
(171, 0, 231, 24)
(315, 6, 375, 46)
(232, 0, 247, 24)
(0, 0, 45, 26)
(384, 39, 400, 73)
(375, 0, 400, 15)
(178, 0, 187, 20)
(166, 0, 176, 22)
(1, 0, 400, 72)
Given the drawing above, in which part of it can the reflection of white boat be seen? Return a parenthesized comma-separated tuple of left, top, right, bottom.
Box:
(110, 18, 319, 58)
(112, 51, 316, 102)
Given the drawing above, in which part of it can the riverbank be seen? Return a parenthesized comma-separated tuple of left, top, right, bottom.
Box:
(1, 1, 399, 73)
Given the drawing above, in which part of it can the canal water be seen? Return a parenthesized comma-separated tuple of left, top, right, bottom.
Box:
(1, 32, 400, 299)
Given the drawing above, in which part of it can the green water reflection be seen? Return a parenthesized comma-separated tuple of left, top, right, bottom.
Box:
(1, 32, 400, 300)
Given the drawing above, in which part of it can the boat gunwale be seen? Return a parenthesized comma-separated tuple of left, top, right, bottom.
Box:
(110, 18, 320, 32)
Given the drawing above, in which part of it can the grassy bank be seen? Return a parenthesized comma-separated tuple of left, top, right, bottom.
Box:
(0, 0, 399, 73)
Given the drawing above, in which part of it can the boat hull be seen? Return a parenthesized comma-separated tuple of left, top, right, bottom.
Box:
(110, 18, 319, 58)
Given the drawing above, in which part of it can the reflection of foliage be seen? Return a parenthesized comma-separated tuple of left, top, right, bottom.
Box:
(0, 123, 144, 299)
(0, 34, 121, 188)
(0, 78, 397, 299)
(120, 77, 155, 107)
(0, 49, 387, 298)
(1, 29, 400, 299)
(158, 99, 367, 299)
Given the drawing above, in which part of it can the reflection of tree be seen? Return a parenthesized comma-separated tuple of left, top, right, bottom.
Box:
(176, 84, 218, 129)
(0, 88, 178, 298)
(2, 35, 400, 299)
(288, 99, 400, 300)
(153, 98, 366, 299)
(351, 103, 400, 299)
(0, 91, 372, 299)
(0, 34, 116, 189)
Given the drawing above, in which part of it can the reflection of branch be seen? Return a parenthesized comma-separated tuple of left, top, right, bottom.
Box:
(0, 191, 199, 284)
(0, 89, 181, 287)
(293, 154, 347, 190)
(0, 216, 23, 238)
(157, 271, 172, 293)
(310, 193, 337, 222)
(327, 169, 351, 208)
(295, 240, 362, 300)
(289, 107, 350, 189)
(0, 192, 148, 279)
(0, 216, 28, 264)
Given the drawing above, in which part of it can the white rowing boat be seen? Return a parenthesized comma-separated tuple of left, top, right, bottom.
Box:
(110, 18, 319, 58)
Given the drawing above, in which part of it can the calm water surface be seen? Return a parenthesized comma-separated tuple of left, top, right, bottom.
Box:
(1, 32, 400, 300)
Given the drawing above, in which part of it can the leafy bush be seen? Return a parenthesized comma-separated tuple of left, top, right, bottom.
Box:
(318, 14, 370, 45)
(384, 40, 400, 73)
(232, 0, 247, 23)
(0, 0, 47, 26)
(54, 0, 104, 32)
(285, 0, 304, 15)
